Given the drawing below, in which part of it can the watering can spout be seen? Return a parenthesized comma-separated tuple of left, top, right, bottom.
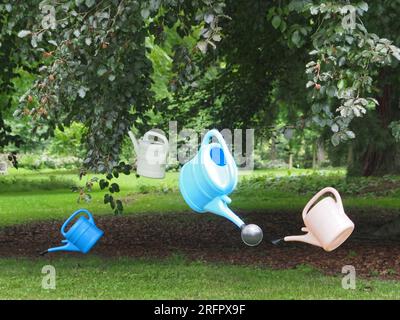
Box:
(204, 196, 245, 229)
(48, 241, 81, 253)
(284, 227, 321, 248)
(128, 131, 139, 155)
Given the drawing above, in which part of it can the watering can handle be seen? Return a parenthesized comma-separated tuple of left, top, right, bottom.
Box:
(143, 131, 169, 146)
(201, 129, 237, 186)
(201, 129, 227, 148)
(61, 209, 94, 237)
(302, 187, 343, 219)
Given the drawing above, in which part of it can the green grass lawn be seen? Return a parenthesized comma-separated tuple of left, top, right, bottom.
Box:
(1, 168, 400, 299)
(1, 167, 400, 226)
(1, 256, 399, 300)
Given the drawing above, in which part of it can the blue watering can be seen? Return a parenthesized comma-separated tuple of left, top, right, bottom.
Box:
(179, 129, 263, 246)
(41, 209, 104, 255)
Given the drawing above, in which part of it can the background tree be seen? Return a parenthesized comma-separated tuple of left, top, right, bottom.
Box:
(0, 2, 33, 161)
(2, 0, 399, 216)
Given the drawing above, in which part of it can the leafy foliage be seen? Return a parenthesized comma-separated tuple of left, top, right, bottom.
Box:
(268, 1, 400, 145)
(14, 0, 225, 173)
(0, 2, 35, 158)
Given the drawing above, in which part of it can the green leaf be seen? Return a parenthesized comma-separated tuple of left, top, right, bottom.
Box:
(85, 0, 96, 7)
(279, 20, 287, 32)
(326, 86, 337, 98)
(346, 131, 355, 139)
(116, 199, 123, 211)
(104, 194, 111, 204)
(110, 198, 116, 209)
(331, 134, 340, 146)
(141, 8, 150, 19)
(271, 16, 281, 29)
(291, 30, 301, 47)
(99, 179, 109, 190)
(17, 30, 31, 38)
(197, 41, 208, 54)
(337, 79, 346, 90)
(358, 2, 368, 12)
(78, 87, 87, 98)
(97, 67, 107, 77)
(204, 13, 215, 24)
(110, 183, 120, 193)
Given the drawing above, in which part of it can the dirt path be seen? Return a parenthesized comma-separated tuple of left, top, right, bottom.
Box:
(1, 210, 399, 279)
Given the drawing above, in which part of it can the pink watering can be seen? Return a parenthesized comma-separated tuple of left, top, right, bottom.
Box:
(276, 187, 355, 251)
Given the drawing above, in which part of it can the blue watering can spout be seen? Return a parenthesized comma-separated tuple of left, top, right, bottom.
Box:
(40, 209, 104, 256)
(204, 196, 245, 228)
(48, 240, 81, 253)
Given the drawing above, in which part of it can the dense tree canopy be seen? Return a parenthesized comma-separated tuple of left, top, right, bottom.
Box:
(1, 0, 400, 178)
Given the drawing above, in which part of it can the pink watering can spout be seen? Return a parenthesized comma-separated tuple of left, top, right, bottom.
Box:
(284, 227, 321, 247)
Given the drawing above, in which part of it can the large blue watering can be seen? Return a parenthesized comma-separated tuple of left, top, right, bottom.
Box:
(41, 209, 104, 255)
(179, 129, 263, 246)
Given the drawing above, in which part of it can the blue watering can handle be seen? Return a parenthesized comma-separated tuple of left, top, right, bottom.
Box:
(61, 209, 94, 237)
(202, 129, 237, 187)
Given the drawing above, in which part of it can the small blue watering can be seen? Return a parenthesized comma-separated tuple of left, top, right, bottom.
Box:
(179, 129, 263, 246)
(41, 209, 104, 255)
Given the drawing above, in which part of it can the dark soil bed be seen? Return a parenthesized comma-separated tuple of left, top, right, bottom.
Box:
(1, 210, 400, 280)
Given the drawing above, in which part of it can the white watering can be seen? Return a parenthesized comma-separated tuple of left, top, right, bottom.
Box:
(128, 130, 169, 179)
(283, 187, 355, 252)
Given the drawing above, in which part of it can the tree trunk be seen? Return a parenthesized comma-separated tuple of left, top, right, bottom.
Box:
(269, 136, 277, 160)
(348, 70, 400, 177)
(347, 69, 400, 238)
(288, 153, 293, 169)
(312, 143, 317, 169)
(316, 138, 325, 167)
(347, 144, 353, 168)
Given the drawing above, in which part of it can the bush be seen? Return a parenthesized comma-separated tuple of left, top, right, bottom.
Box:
(0, 175, 76, 192)
(238, 171, 400, 197)
(253, 153, 288, 169)
(18, 153, 82, 170)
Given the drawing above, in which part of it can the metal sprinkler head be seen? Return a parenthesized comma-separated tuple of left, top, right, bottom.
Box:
(241, 224, 263, 246)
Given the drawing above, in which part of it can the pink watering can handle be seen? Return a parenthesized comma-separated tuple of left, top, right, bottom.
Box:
(201, 129, 237, 189)
(302, 187, 343, 219)
(61, 209, 94, 237)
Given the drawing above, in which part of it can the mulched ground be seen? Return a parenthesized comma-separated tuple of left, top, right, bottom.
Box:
(1, 210, 400, 280)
